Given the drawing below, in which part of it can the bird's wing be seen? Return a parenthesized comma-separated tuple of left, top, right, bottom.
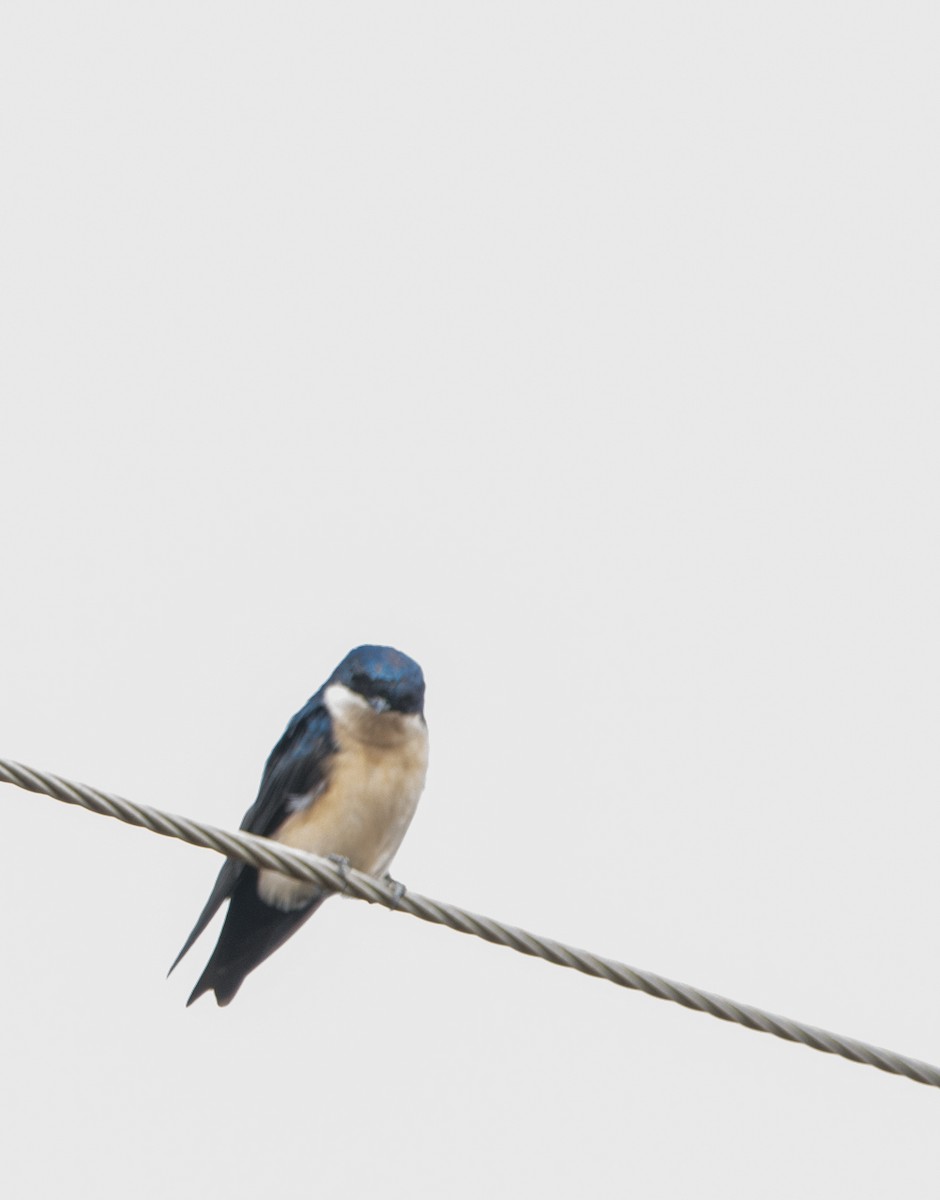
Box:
(168, 692, 335, 973)
(236, 693, 335, 836)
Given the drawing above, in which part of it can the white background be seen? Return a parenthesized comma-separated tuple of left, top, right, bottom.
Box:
(2, 3, 939, 1196)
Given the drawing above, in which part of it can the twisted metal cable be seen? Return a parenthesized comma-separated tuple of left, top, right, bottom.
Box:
(2, 756, 938, 1091)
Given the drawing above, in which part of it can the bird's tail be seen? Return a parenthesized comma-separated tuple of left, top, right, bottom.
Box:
(187, 877, 327, 1006)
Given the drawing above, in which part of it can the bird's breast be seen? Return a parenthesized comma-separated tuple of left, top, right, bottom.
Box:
(257, 708, 429, 912)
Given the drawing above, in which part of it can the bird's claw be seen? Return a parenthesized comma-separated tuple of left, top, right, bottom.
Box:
(326, 854, 351, 892)
(382, 873, 407, 908)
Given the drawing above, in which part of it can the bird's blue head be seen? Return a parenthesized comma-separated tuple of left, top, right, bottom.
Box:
(330, 645, 426, 716)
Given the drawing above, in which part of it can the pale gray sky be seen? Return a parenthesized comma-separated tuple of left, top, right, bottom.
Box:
(2, 3, 939, 1196)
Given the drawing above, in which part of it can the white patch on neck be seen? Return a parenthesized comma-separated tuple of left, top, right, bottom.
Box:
(324, 682, 425, 749)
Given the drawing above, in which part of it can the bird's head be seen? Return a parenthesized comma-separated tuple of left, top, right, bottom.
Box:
(330, 645, 426, 717)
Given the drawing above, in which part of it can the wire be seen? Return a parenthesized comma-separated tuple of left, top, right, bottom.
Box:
(2, 756, 938, 1090)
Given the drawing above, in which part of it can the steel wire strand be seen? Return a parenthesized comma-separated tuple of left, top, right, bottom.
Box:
(1, 756, 938, 1090)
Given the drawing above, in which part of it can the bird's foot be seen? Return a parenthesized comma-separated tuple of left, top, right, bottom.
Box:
(382, 873, 407, 908)
(326, 854, 352, 892)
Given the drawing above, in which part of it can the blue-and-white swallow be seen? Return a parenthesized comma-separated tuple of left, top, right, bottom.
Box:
(170, 645, 428, 1006)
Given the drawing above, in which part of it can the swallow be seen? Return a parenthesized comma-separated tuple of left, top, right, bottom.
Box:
(170, 645, 428, 1006)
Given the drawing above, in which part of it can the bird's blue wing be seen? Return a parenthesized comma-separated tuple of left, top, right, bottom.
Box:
(237, 693, 335, 836)
(169, 693, 335, 973)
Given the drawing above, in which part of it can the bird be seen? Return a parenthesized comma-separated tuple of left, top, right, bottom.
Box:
(170, 645, 429, 1006)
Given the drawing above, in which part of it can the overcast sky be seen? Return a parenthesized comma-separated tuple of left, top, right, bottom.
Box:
(2, 3, 939, 1196)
